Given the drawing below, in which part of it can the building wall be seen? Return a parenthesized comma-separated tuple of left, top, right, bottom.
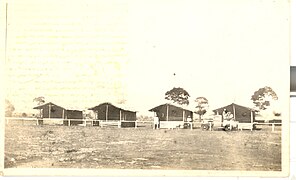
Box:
(64, 110, 83, 125)
(66, 110, 83, 119)
(154, 105, 192, 121)
(93, 104, 136, 121)
(234, 108, 255, 123)
(215, 105, 255, 123)
(96, 104, 120, 120)
(121, 121, 136, 127)
(41, 104, 64, 118)
(121, 111, 136, 121)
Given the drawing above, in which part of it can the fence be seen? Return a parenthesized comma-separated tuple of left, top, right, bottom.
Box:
(254, 123, 282, 132)
(5, 118, 281, 131)
(5, 117, 137, 128)
(158, 121, 193, 130)
(98, 120, 137, 128)
(237, 122, 282, 131)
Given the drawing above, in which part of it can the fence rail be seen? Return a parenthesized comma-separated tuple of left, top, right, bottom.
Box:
(5, 117, 281, 131)
(254, 122, 282, 132)
(5, 117, 138, 128)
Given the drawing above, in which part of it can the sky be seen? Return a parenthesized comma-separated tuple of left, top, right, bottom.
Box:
(3, 0, 290, 117)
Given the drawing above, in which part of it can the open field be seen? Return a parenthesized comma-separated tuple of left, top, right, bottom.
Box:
(4, 123, 281, 171)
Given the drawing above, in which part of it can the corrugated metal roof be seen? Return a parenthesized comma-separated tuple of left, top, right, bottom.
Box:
(33, 102, 83, 111)
(88, 102, 137, 112)
(149, 103, 193, 113)
(213, 103, 256, 112)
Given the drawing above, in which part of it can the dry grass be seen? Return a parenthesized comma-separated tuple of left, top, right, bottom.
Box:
(4, 123, 281, 170)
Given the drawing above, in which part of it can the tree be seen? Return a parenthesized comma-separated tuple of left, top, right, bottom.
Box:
(33, 96, 45, 105)
(137, 115, 154, 122)
(165, 87, 190, 106)
(21, 113, 28, 117)
(5, 99, 15, 117)
(251, 86, 278, 110)
(33, 96, 45, 118)
(194, 97, 209, 120)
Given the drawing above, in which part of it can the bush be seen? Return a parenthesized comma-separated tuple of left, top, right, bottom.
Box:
(137, 115, 153, 121)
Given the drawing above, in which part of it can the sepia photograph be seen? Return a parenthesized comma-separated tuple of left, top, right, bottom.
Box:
(0, 0, 290, 177)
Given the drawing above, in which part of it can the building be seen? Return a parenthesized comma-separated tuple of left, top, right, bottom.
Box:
(213, 103, 256, 123)
(149, 103, 193, 129)
(88, 102, 137, 127)
(33, 102, 83, 125)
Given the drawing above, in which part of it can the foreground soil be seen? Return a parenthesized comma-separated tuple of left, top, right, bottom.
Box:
(4, 123, 281, 170)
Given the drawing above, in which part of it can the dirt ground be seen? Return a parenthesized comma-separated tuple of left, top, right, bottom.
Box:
(4, 122, 281, 171)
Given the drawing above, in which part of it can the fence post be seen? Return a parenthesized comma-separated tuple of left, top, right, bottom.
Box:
(118, 121, 121, 128)
(68, 119, 70, 126)
(36, 118, 39, 125)
(209, 122, 212, 131)
(135, 121, 137, 129)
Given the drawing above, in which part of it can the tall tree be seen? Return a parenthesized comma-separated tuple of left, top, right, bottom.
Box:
(33, 96, 45, 105)
(194, 97, 209, 120)
(251, 86, 278, 110)
(33, 96, 45, 118)
(5, 99, 15, 117)
(165, 87, 190, 106)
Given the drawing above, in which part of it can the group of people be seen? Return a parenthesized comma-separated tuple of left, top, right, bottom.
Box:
(222, 109, 234, 120)
(222, 109, 237, 130)
(153, 109, 234, 130)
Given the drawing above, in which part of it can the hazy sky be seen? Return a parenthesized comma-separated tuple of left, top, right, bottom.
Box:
(4, 0, 290, 116)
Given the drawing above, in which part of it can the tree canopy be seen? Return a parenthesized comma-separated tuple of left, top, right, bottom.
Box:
(165, 87, 190, 106)
(5, 99, 15, 117)
(194, 97, 209, 120)
(251, 86, 278, 110)
(33, 96, 45, 105)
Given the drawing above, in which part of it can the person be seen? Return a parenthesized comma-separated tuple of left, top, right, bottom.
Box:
(186, 116, 193, 129)
(222, 109, 228, 120)
(186, 115, 192, 122)
(153, 115, 159, 129)
(227, 112, 233, 120)
(224, 112, 234, 130)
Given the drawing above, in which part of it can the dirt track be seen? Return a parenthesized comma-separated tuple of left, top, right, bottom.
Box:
(4, 123, 281, 170)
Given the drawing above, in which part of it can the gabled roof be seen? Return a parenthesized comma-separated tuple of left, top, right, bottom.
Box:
(149, 103, 193, 113)
(33, 102, 82, 111)
(88, 102, 137, 113)
(33, 102, 64, 110)
(212, 103, 256, 112)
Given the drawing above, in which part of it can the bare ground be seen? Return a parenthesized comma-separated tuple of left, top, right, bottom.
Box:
(4, 123, 281, 170)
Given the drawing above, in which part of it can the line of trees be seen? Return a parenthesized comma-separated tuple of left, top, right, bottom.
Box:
(4, 96, 46, 118)
(4, 86, 280, 118)
(164, 86, 279, 120)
